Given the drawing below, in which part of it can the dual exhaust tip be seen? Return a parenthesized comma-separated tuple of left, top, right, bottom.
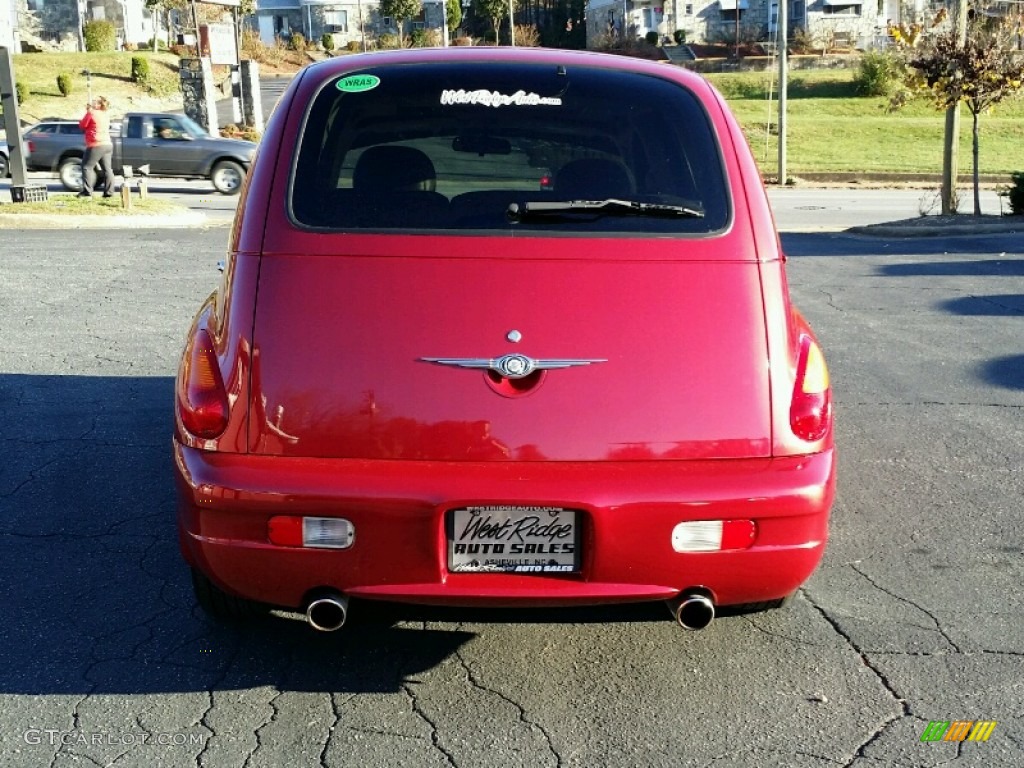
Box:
(667, 592, 715, 631)
(305, 591, 349, 632)
(306, 590, 714, 632)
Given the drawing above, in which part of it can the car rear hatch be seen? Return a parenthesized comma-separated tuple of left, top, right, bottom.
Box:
(245, 54, 772, 462)
(248, 236, 770, 461)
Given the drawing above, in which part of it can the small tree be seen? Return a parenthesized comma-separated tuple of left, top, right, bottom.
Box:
(84, 20, 117, 52)
(379, 0, 422, 47)
(475, 0, 517, 44)
(907, 16, 1024, 215)
(131, 56, 150, 85)
(446, 0, 462, 35)
(56, 72, 73, 97)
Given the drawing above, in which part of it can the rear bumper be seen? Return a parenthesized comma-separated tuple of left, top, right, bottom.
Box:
(175, 442, 835, 610)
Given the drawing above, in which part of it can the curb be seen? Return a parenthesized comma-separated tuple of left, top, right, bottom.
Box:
(847, 221, 1024, 238)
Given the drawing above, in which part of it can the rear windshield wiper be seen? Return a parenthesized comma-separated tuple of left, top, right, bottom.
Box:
(507, 199, 705, 222)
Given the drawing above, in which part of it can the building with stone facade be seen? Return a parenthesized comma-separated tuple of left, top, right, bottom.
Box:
(585, 0, 932, 49)
(4, 0, 158, 51)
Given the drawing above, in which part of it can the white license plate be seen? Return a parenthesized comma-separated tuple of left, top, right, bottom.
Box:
(447, 505, 580, 574)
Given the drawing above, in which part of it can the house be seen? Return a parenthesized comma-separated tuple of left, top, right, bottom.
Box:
(6, 0, 160, 50)
(585, 0, 932, 49)
(252, 0, 449, 48)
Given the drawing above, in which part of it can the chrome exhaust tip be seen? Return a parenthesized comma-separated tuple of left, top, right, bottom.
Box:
(667, 592, 715, 631)
(305, 592, 349, 632)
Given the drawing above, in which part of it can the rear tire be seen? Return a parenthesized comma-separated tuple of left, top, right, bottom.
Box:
(210, 160, 244, 195)
(191, 568, 263, 620)
(0, 153, 8, 178)
(59, 156, 84, 192)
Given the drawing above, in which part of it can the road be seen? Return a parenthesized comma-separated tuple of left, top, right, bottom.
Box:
(0, 226, 1021, 767)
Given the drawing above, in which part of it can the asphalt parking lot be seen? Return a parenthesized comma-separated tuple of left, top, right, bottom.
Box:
(0, 224, 1021, 767)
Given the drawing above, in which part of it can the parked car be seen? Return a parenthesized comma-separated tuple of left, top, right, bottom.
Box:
(175, 48, 836, 633)
(24, 113, 255, 194)
(0, 138, 8, 177)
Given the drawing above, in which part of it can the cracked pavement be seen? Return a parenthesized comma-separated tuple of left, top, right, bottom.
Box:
(0, 226, 1021, 767)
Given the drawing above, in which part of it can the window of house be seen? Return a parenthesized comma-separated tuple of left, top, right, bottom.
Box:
(324, 10, 348, 33)
(685, 3, 693, 14)
(383, 16, 394, 28)
(719, 0, 748, 21)
(823, 4, 861, 14)
(791, 1, 805, 19)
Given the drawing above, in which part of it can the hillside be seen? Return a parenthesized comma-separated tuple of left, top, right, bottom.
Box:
(5, 49, 312, 126)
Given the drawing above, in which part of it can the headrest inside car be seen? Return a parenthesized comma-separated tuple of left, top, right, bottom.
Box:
(353, 146, 437, 193)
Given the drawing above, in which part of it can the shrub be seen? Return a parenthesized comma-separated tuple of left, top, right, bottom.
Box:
(410, 28, 428, 47)
(322, 33, 335, 51)
(56, 72, 73, 97)
(241, 28, 265, 60)
(1006, 172, 1024, 215)
(515, 24, 540, 47)
(377, 33, 399, 49)
(854, 49, 902, 97)
(220, 123, 262, 142)
(289, 32, 305, 51)
(347, 40, 361, 52)
(15, 80, 28, 104)
(645, 31, 659, 46)
(84, 20, 117, 52)
(673, 29, 686, 45)
(131, 55, 150, 85)
(454, 36, 474, 46)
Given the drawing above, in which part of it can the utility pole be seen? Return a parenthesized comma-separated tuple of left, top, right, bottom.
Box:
(941, 0, 968, 214)
(778, 0, 787, 185)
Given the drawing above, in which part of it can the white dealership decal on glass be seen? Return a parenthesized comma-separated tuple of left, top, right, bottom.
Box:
(440, 89, 563, 107)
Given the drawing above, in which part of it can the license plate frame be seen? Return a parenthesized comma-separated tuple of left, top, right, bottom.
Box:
(447, 505, 581, 574)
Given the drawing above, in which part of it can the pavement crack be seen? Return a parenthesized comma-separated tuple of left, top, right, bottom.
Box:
(455, 649, 561, 767)
(401, 680, 457, 768)
(197, 640, 243, 768)
(317, 692, 347, 768)
(851, 564, 961, 653)
(819, 289, 842, 310)
(802, 589, 908, 768)
(0, 455, 65, 500)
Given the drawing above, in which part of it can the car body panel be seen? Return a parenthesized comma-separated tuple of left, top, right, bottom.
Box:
(176, 442, 833, 609)
(249, 252, 772, 461)
(175, 47, 836, 619)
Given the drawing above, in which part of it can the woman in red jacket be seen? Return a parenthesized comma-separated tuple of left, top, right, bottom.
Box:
(78, 96, 114, 198)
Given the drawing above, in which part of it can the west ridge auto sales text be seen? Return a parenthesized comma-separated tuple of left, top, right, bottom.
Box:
(452, 542, 574, 555)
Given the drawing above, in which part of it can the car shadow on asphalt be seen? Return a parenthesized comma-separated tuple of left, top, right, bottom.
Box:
(2, 372, 745, 696)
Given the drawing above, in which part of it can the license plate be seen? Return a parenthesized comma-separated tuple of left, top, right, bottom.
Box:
(447, 505, 580, 574)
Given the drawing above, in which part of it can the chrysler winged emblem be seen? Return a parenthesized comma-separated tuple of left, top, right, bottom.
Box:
(420, 353, 606, 379)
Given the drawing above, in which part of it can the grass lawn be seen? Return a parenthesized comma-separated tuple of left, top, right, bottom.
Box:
(0, 193, 186, 216)
(9, 52, 185, 125)
(707, 69, 1024, 178)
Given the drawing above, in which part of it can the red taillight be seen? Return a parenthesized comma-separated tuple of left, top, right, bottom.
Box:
(26, 141, 35, 153)
(178, 329, 228, 439)
(790, 336, 832, 442)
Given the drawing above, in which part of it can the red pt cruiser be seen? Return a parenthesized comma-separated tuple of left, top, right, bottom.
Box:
(174, 47, 835, 632)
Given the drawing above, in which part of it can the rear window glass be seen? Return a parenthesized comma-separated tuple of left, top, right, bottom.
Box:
(290, 62, 730, 235)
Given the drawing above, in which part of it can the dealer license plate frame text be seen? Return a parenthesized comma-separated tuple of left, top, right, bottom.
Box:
(447, 505, 581, 574)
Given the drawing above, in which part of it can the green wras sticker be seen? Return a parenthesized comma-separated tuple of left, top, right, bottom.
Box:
(337, 75, 381, 93)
